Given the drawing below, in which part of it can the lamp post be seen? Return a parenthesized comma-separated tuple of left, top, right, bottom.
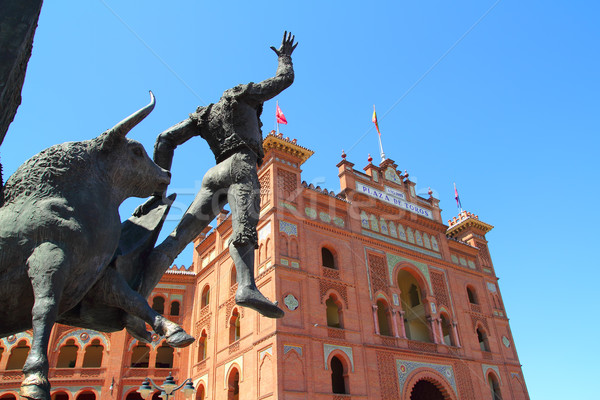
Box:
(137, 372, 195, 400)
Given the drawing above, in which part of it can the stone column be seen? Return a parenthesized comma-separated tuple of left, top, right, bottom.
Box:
(428, 317, 440, 344)
(397, 311, 407, 339)
(75, 348, 85, 368)
(452, 321, 461, 347)
(372, 304, 380, 335)
(436, 318, 445, 345)
(391, 310, 400, 338)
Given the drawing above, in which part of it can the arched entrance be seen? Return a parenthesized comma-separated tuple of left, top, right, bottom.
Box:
(410, 380, 446, 400)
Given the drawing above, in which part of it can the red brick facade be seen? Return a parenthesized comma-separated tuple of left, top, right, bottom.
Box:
(0, 132, 528, 400)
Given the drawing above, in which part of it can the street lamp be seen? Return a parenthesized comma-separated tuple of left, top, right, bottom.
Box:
(137, 372, 195, 400)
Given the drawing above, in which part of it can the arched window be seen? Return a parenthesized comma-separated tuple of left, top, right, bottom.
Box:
(198, 331, 207, 361)
(0, 346, 4, 364)
(56, 338, 78, 368)
(477, 328, 490, 352)
(376, 300, 392, 336)
(409, 284, 420, 307)
(75, 391, 96, 400)
(290, 238, 298, 259)
(230, 265, 237, 287)
(229, 309, 240, 344)
(155, 343, 174, 368)
(152, 296, 165, 314)
(410, 380, 445, 399)
(130, 343, 150, 368)
(398, 270, 431, 342)
(258, 243, 264, 264)
(280, 235, 288, 256)
(196, 385, 206, 400)
(322, 248, 336, 269)
(330, 356, 348, 394)
(6, 340, 29, 370)
(0, 394, 17, 400)
(201, 285, 210, 308)
(227, 368, 240, 400)
(51, 392, 69, 400)
(326, 295, 343, 328)
(488, 373, 502, 400)
(82, 338, 104, 368)
(125, 391, 144, 400)
(170, 301, 180, 316)
(467, 286, 478, 304)
(440, 314, 455, 346)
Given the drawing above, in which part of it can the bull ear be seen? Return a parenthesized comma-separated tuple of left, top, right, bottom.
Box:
(101, 91, 156, 149)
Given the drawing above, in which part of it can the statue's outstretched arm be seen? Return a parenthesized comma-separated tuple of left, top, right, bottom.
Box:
(245, 32, 298, 103)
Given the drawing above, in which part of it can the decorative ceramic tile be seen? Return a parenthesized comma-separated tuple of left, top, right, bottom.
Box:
(365, 230, 442, 260)
(279, 220, 298, 236)
(279, 201, 297, 211)
(385, 167, 402, 183)
(284, 345, 303, 356)
(319, 212, 331, 223)
(483, 268, 493, 274)
(386, 253, 434, 293)
(54, 329, 109, 351)
(381, 220, 389, 235)
(259, 346, 272, 360)
(396, 359, 456, 395)
(333, 217, 345, 227)
(305, 207, 317, 219)
(372, 170, 379, 182)
(393, 293, 400, 306)
(284, 294, 299, 311)
(423, 234, 431, 249)
(280, 259, 289, 266)
(389, 222, 397, 238)
(487, 282, 497, 293)
(415, 231, 423, 246)
(406, 228, 415, 243)
(468, 260, 476, 269)
(459, 257, 467, 266)
(430, 302, 437, 314)
(324, 344, 354, 372)
(451, 255, 458, 263)
(431, 236, 439, 251)
(502, 336, 510, 347)
(482, 364, 502, 384)
(361, 212, 369, 228)
(370, 215, 379, 232)
(290, 261, 300, 269)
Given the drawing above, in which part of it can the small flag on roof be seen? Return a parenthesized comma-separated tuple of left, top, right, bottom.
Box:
(276, 101, 287, 125)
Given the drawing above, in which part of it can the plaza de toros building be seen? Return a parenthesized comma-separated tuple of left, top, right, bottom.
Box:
(0, 132, 529, 399)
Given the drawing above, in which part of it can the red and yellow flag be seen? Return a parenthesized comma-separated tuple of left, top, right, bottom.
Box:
(372, 105, 381, 136)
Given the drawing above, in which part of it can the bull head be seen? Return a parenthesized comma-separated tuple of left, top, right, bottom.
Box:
(100, 91, 155, 149)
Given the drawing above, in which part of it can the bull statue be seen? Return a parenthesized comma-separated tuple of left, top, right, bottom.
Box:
(0, 92, 194, 400)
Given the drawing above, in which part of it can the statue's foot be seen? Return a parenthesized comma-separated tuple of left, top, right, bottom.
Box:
(158, 319, 195, 348)
(20, 373, 50, 400)
(235, 285, 285, 319)
(125, 315, 152, 343)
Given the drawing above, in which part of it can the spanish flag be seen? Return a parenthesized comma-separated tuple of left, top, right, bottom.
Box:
(372, 105, 381, 136)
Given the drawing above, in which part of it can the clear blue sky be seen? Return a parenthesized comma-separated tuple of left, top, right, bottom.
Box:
(3, 1, 599, 398)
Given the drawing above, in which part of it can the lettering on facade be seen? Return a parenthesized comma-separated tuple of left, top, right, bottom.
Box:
(355, 182, 432, 219)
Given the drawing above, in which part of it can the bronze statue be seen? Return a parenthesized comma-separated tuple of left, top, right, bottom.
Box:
(135, 32, 298, 319)
(0, 93, 194, 400)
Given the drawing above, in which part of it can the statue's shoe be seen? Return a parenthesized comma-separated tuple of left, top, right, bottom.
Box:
(235, 286, 285, 319)
(165, 327, 195, 348)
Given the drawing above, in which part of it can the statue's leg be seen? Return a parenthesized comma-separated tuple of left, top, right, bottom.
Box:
(93, 268, 194, 347)
(139, 164, 229, 298)
(228, 165, 284, 319)
(21, 243, 67, 400)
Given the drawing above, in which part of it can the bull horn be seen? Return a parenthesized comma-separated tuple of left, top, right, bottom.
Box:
(109, 91, 156, 138)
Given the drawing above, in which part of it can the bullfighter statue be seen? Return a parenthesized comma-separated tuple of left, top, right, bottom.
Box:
(135, 32, 298, 319)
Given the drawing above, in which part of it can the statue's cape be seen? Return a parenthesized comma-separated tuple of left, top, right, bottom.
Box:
(56, 194, 176, 332)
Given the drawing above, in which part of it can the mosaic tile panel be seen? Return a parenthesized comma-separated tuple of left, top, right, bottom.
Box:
(364, 230, 442, 259)
(324, 344, 354, 372)
(284, 345, 303, 356)
(396, 359, 457, 395)
(305, 207, 317, 219)
(279, 220, 298, 236)
(386, 253, 433, 293)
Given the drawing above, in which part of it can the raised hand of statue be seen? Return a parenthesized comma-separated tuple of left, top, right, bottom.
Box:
(270, 31, 298, 57)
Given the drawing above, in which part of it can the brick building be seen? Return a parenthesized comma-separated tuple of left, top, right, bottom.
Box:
(0, 132, 528, 399)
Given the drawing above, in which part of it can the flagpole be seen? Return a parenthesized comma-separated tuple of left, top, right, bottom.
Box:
(373, 105, 386, 163)
(378, 133, 386, 163)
